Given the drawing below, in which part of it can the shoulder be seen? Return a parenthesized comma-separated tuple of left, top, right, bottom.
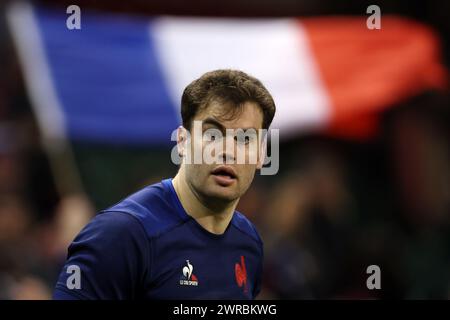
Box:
(231, 211, 263, 247)
(70, 211, 147, 250)
(57, 211, 150, 300)
(100, 179, 186, 238)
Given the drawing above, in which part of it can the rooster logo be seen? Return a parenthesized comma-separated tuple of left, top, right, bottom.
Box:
(183, 260, 193, 280)
(235, 255, 248, 293)
(180, 260, 198, 285)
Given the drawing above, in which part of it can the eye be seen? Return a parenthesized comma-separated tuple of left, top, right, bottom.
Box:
(203, 128, 222, 142)
(234, 135, 252, 145)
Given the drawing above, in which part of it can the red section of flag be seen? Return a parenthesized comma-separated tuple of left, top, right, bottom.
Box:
(301, 16, 448, 139)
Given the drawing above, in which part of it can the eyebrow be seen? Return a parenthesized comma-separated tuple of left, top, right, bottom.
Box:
(202, 117, 226, 132)
(202, 117, 258, 132)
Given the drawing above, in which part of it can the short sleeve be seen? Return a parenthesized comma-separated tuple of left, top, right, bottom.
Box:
(53, 211, 150, 300)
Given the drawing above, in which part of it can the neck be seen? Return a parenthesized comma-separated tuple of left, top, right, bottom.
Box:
(172, 167, 238, 235)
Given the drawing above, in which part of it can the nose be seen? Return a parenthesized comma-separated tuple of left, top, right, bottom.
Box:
(220, 152, 235, 164)
(218, 135, 236, 164)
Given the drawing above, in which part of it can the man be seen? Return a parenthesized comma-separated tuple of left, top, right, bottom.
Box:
(53, 69, 276, 299)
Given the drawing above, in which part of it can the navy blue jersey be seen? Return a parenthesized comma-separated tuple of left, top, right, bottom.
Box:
(53, 179, 263, 300)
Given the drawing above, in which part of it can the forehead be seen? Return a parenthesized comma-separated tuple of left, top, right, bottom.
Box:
(194, 101, 263, 129)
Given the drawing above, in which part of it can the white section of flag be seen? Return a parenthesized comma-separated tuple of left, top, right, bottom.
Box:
(152, 18, 331, 136)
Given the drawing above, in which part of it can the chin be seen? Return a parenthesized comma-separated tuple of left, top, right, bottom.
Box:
(205, 185, 241, 202)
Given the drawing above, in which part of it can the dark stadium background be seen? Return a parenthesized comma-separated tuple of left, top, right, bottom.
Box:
(0, 0, 449, 299)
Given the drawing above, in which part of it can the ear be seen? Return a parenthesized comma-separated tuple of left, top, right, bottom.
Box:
(256, 133, 267, 170)
(177, 126, 188, 158)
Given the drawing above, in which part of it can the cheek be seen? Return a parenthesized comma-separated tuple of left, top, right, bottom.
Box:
(188, 136, 202, 156)
(239, 143, 260, 165)
(189, 165, 216, 189)
(238, 164, 257, 185)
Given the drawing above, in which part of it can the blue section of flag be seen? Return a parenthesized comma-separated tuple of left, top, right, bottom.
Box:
(34, 7, 178, 145)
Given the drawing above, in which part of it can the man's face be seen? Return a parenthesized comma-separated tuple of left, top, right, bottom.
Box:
(180, 101, 264, 204)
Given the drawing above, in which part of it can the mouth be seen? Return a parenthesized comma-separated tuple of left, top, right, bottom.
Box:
(211, 166, 237, 187)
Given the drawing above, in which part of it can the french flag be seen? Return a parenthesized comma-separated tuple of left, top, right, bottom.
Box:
(7, 2, 447, 145)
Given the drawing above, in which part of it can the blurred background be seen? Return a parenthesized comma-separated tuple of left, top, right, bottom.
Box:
(0, 0, 449, 299)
